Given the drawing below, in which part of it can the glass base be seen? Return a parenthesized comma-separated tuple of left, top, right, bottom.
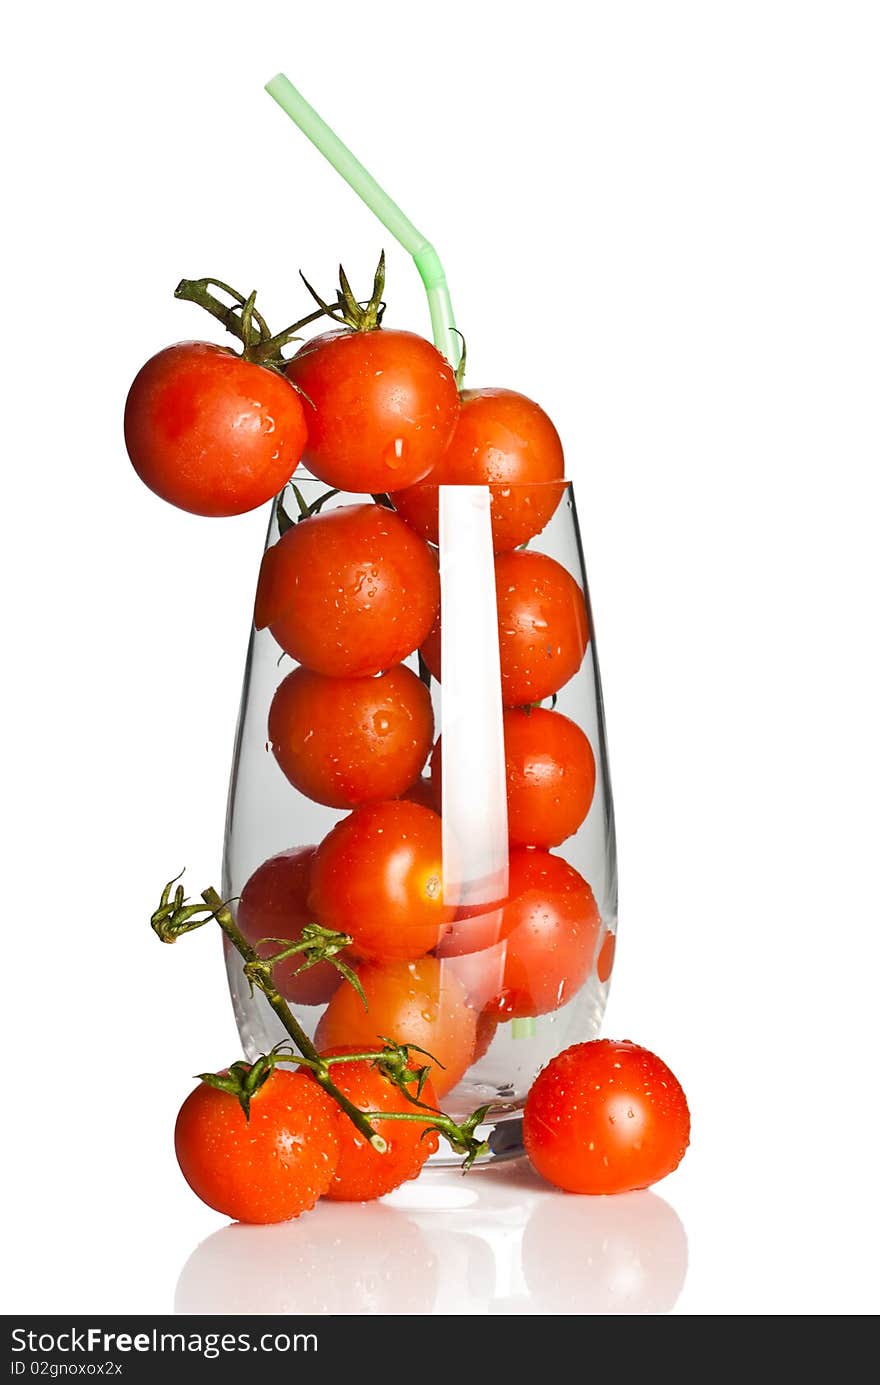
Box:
(427, 1109, 524, 1168)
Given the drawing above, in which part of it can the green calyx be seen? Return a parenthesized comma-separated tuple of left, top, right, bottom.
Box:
(173, 277, 332, 371)
(151, 872, 227, 942)
(244, 922, 367, 1010)
(276, 483, 342, 534)
(151, 871, 494, 1169)
(197, 1053, 278, 1121)
(299, 250, 386, 333)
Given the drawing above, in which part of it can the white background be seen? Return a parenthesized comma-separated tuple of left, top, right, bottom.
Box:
(2, 0, 878, 1316)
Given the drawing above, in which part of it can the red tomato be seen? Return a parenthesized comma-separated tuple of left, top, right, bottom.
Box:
(237, 847, 341, 1006)
(523, 1040, 690, 1195)
(174, 1069, 339, 1223)
(472, 1011, 498, 1064)
(309, 801, 455, 961)
(256, 504, 440, 677)
(286, 329, 459, 492)
(485, 847, 601, 1018)
(320, 1047, 440, 1201)
(431, 707, 595, 850)
(268, 665, 433, 809)
(435, 896, 512, 958)
(124, 343, 307, 517)
(391, 388, 565, 551)
(420, 549, 589, 706)
(315, 957, 477, 1097)
(596, 929, 617, 983)
(503, 707, 596, 847)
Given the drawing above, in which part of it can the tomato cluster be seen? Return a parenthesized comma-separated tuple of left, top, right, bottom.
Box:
(233, 319, 611, 1103)
(129, 265, 686, 1227)
(176, 1053, 443, 1223)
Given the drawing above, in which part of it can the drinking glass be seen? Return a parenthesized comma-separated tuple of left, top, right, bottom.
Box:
(223, 476, 617, 1164)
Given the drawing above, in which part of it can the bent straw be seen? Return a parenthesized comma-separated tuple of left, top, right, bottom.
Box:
(265, 73, 460, 368)
(266, 76, 529, 1037)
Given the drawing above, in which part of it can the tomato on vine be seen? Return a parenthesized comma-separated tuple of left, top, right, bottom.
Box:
(320, 1048, 440, 1201)
(392, 387, 565, 551)
(524, 1041, 690, 1195)
(309, 800, 454, 961)
(286, 256, 460, 493)
(268, 665, 433, 808)
(174, 1065, 340, 1223)
(256, 503, 440, 677)
(125, 342, 307, 517)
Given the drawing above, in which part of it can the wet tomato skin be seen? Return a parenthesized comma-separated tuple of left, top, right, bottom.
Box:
(485, 847, 601, 1019)
(174, 1069, 340, 1223)
(315, 956, 477, 1097)
(391, 387, 565, 551)
(430, 707, 595, 851)
(256, 504, 440, 677)
(503, 707, 596, 847)
(125, 342, 307, 517)
(268, 665, 433, 809)
(523, 1040, 690, 1195)
(420, 549, 589, 707)
(596, 929, 617, 983)
(286, 329, 460, 493)
(308, 801, 454, 962)
(237, 846, 342, 1006)
(319, 1047, 440, 1201)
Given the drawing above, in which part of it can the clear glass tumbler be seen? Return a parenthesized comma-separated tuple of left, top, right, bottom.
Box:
(223, 476, 617, 1164)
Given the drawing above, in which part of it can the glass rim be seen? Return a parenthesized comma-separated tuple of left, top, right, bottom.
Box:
(289, 469, 573, 492)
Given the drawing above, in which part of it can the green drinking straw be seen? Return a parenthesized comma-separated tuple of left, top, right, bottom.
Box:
(266, 74, 540, 1042)
(265, 73, 461, 369)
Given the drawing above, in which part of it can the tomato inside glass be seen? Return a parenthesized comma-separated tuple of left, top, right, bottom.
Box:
(314, 956, 477, 1097)
(268, 665, 433, 809)
(391, 387, 565, 551)
(237, 846, 341, 1006)
(256, 504, 440, 678)
(420, 548, 589, 707)
(308, 801, 455, 962)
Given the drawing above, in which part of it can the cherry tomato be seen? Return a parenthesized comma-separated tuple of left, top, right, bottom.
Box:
(174, 1068, 339, 1223)
(124, 343, 307, 517)
(435, 896, 512, 959)
(596, 929, 616, 983)
(256, 504, 440, 677)
(309, 801, 455, 961)
(485, 847, 601, 1018)
(391, 388, 565, 551)
(420, 549, 589, 706)
(472, 1011, 499, 1064)
(319, 1047, 440, 1201)
(268, 666, 433, 809)
(315, 957, 477, 1097)
(503, 707, 596, 847)
(286, 329, 459, 492)
(236, 846, 341, 1006)
(523, 1040, 690, 1195)
(431, 706, 595, 851)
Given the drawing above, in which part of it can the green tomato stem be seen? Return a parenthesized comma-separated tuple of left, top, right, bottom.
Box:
(201, 888, 387, 1153)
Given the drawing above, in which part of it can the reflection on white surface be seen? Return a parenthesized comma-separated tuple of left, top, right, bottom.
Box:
(176, 1160, 687, 1316)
